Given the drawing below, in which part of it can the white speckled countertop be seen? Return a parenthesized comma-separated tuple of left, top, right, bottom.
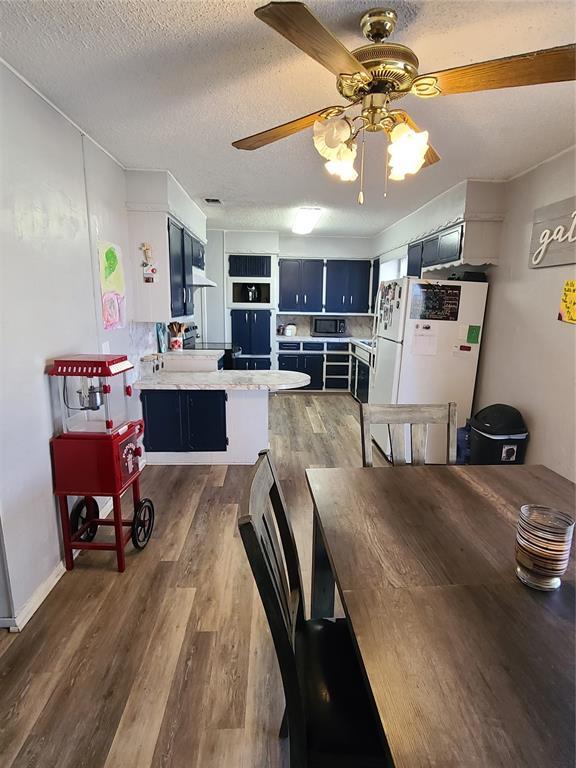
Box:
(161, 350, 224, 359)
(134, 370, 310, 391)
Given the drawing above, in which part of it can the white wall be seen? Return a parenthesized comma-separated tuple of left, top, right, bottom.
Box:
(205, 229, 225, 343)
(279, 234, 373, 260)
(0, 64, 146, 626)
(0, 64, 97, 621)
(475, 149, 576, 481)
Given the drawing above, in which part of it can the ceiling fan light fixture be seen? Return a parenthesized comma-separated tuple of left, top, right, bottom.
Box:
(313, 118, 352, 160)
(292, 206, 323, 235)
(324, 141, 358, 181)
(387, 122, 429, 180)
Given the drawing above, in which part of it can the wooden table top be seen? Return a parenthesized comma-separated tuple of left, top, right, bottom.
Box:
(306, 464, 575, 768)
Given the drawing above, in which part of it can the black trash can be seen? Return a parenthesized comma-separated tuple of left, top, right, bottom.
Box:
(470, 404, 529, 465)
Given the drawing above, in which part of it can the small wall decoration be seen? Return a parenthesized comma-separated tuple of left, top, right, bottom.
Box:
(98, 241, 126, 330)
(529, 196, 576, 269)
(558, 279, 576, 325)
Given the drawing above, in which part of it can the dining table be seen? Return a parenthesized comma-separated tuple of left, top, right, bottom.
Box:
(306, 463, 575, 768)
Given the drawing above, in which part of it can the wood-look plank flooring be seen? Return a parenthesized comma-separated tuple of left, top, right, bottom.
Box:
(0, 393, 376, 768)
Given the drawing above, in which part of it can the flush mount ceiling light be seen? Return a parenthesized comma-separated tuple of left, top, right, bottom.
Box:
(292, 206, 323, 234)
(233, 3, 575, 203)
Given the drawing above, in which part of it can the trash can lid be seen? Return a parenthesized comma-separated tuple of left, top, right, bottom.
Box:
(471, 404, 528, 436)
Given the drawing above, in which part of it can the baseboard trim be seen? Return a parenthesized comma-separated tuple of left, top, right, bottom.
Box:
(0, 498, 114, 632)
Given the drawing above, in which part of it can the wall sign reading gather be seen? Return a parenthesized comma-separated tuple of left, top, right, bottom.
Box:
(529, 196, 576, 269)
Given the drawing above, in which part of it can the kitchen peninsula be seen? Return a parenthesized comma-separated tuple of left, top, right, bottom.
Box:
(134, 368, 309, 465)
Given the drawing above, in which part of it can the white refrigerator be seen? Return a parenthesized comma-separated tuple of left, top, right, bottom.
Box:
(369, 277, 488, 463)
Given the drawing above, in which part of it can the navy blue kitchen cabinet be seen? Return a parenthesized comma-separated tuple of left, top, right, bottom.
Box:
(348, 260, 371, 313)
(301, 260, 324, 311)
(192, 238, 205, 269)
(169, 219, 197, 317)
(278, 354, 324, 390)
(182, 391, 227, 451)
(356, 361, 370, 403)
(278, 354, 299, 372)
(236, 357, 272, 370)
(325, 260, 349, 312)
(141, 390, 183, 451)
(229, 254, 271, 277)
(231, 310, 251, 354)
(278, 259, 301, 311)
(301, 354, 323, 390)
(371, 258, 380, 311)
(325, 260, 371, 313)
(231, 310, 271, 355)
(168, 220, 185, 317)
(407, 241, 423, 277)
(278, 259, 323, 312)
(182, 230, 194, 316)
(140, 390, 227, 452)
(421, 236, 439, 269)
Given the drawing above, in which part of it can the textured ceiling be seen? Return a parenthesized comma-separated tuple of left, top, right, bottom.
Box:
(1, 0, 575, 235)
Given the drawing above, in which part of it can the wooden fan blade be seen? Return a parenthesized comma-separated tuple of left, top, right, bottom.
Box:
(412, 44, 576, 97)
(389, 110, 440, 167)
(232, 106, 343, 150)
(255, 1, 372, 81)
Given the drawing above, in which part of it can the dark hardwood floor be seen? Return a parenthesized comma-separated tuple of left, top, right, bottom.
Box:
(0, 393, 373, 768)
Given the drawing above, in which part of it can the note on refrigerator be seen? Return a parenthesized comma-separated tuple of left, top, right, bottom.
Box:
(412, 328, 438, 356)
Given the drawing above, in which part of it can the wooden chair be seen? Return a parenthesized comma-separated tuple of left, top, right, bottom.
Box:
(238, 450, 391, 768)
(360, 402, 457, 467)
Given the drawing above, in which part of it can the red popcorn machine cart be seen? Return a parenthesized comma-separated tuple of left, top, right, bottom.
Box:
(49, 354, 154, 572)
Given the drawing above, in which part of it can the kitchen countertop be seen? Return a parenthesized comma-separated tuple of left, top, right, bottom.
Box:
(134, 370, 310, 391)
(160, 349, 224, 359)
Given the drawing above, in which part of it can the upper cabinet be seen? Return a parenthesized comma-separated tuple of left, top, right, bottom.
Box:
(325, 260, 371, 314)
(127, 170, 208, 322)
(229, 254, 271, 277)
(278, 258, 372, 314)
(278, 259, 323, 312)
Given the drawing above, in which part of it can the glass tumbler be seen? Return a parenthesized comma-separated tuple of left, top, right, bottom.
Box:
(515, 504, 575, 591)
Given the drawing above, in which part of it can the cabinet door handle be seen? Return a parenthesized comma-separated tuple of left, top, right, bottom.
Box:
(183, 287, 186, 304)
(295, 293, 299, 305)
(342, 295, 345, 304)
(350, 294, 353, 304)
(245, 312, 248, 323)
(253, 312, 256, 323)
(304, 294, 307, 304)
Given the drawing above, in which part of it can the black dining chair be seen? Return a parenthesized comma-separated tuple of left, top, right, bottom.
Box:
(238, 450, 392, 768)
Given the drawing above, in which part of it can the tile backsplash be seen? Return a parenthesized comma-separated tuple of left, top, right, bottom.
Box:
(276, 314, 374, 338)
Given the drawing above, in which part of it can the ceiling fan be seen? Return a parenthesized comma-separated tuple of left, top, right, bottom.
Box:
(232, 2, 575, 201)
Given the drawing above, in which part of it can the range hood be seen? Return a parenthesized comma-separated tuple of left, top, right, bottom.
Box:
(193, 267, 217, 287)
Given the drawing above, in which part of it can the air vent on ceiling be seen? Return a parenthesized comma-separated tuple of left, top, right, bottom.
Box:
(204, 197, 223, 205)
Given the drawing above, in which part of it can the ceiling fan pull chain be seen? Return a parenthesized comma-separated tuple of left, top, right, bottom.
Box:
(357, 129, 366, 205)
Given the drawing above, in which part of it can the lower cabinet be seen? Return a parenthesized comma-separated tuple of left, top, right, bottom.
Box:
(141, 389, 228, 452)
(356, 361, 370, 404)
(278, 354, 324, 390)
(235, 357, 271, 370)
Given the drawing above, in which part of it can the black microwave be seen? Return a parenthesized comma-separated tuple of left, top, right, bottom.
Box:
(311, 317, 347, 336)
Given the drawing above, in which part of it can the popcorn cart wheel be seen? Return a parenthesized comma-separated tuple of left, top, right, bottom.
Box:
(132, 498, 155, 549)
(48, 354, 155, 573)
(70, 497, 99, 543)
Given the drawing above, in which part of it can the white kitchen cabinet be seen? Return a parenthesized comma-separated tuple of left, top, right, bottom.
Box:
(126, 170, 207, 322)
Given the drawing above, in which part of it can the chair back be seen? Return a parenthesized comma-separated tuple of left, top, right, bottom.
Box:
(360, 402, 457, 467)
(238, 450, 307, 763)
